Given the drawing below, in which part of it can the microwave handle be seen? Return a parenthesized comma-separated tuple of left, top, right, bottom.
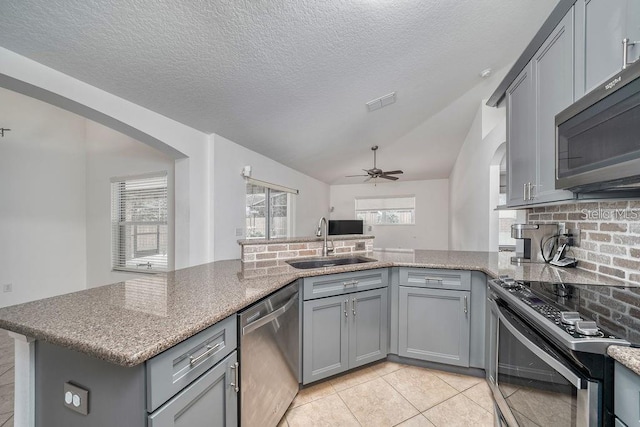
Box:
(488, 298, 583, 389)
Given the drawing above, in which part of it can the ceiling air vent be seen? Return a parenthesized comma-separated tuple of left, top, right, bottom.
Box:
(366, 92, 396, 112)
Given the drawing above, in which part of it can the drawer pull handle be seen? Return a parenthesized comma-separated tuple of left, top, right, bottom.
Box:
(464, 296, 468, 315)
(230, 362, 240, 393)
(352, 297, 357, 316)
(343, 280, 359, 286)
(425, 277, 443, 284)
(344, 300, 349, 318)
(189, 342, 223, 368)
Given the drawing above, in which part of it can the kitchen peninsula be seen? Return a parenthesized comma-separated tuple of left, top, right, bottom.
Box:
(1, 249, 638, 426)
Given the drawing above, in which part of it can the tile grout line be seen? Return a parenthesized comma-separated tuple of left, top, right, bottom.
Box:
(334, 389, 364, 427)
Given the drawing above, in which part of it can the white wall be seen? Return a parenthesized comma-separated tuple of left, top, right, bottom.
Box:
(85, 121, 175, 288)
(0, 47, 212, 269)
(449, 102, 506, 251)
(330, 180, 449, 250)
(212, 134, 330, 261)
(0, 87, 87, 307)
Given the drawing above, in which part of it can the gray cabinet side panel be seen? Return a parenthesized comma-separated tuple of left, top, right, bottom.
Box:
(36, 341, 146, 427)
(302, 295, 349, 384)
(389, 267, 399, 355)
(469, 271, 487, 369)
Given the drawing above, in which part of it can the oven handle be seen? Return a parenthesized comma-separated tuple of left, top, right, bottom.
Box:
(488, 297, 584, 389)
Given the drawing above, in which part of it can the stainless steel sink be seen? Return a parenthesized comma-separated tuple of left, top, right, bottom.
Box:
(286, 255, 377, 269)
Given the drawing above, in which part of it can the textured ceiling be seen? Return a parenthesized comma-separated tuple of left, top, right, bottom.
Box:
(0, 0, 557, 183)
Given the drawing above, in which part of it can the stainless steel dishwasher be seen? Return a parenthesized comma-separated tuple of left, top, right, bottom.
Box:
(239, 281, 300, 427)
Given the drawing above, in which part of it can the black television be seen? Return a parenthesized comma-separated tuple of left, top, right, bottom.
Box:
(328, 220, 364, 235)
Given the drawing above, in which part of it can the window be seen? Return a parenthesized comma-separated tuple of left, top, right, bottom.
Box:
(111, 173, 168, 272)
(355, 196, 415, 225)
(245, 180, 295, 239)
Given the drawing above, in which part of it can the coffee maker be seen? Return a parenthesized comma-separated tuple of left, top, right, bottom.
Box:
(511, 223, 559, 264)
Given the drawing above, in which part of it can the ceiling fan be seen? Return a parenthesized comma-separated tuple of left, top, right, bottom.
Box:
(346, 146, 404, 182)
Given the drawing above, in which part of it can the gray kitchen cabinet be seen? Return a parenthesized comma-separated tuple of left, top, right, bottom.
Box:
(576, 0, 640, 97)
(303, 287, 387, 384)
(506, 61, 536, 207)
(507, 7, 576, 207)
(615, 361, 640, 427)
(532, 7, 575, 204)
(148, 351, 238, 427)
(398, 286, 470, 367)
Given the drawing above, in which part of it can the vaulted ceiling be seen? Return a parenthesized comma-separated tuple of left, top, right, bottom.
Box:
(0, 0, 557, 183)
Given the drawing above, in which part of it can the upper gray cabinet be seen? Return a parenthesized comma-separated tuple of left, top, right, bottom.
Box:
(533, 8, 576, 204)
(576, 0, 640, 97)
(506, 7, 577, 207)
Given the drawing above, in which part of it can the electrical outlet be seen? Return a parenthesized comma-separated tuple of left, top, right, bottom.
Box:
(558, 222, 566, 235)
(2, 283, 11, 293)
(63, 382, 89, 415)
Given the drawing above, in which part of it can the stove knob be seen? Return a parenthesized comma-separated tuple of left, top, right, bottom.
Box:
(575, 320, 600, 336)
(560, 311, 581, 326)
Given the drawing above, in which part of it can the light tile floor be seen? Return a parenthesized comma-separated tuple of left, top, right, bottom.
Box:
(0, 329, 494, 427)
(0, 329, 14, 427)
(282, 361, 495, 427)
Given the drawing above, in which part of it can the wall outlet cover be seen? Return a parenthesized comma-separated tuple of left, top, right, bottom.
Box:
(2, 283, 11, 293)
(63, 382, 89, 415)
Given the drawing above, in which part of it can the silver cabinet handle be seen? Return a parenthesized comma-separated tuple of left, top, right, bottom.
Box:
(623, 38, 639, 69)
(344, 300, 348, 318)
(463, 296, 468, 315)
(230, 361, 239, 393)
(425, 277, 443, 284)
(343, 280, 359, 286)
(529, 183, 535, 200)
(189, 342, 223, 368)
(523, 183, 528, 201)
(352, 298, 357, 316)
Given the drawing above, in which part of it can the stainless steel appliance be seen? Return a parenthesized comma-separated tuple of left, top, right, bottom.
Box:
(487, 277, 637, 426)
(239, 282, 300, 427)
(510, 224, 559, 264)
(556, 59, 640, 193)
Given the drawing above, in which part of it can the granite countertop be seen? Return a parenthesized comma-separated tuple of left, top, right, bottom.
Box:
(237, 234, 374, 245)
(608, 346, 640, 376)
(0, 249, 635, 368)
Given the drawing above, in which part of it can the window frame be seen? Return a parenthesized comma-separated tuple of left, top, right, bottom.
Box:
(245, 179, 296, 240)
(354, 195, 416, 226)
(111, 172, 169, 273)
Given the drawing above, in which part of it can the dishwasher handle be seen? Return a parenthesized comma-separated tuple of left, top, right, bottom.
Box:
(242, 292, 299, 335)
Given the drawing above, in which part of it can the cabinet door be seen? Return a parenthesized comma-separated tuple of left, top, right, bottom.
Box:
(579, 0, 628, 94)
(349, 288, 388, 369)
(398, 287, 470, 367)
(533, 7, 575, 204)
(506, 61, 536, 207)
(148, 351, 238, 427)
(302, 295, 349, 384)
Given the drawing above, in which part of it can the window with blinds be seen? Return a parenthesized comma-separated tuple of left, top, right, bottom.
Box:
(111, 173, 168, 272)
(245, 178, 297, 240)
(355, 196, 415, 225)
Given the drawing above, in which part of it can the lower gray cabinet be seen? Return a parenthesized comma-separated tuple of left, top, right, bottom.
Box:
(303, 287, 388, 384)
(148, 351, 238, 427)
(398, 286, 470, 367)
(615, 361, 640, 427)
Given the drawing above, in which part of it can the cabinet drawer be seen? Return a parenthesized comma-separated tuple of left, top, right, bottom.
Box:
(399, 268, 471, 291)
(303, 268, 388, 300)
(615, 362, 640, 427)
(146, 315, 237, 412)
(148, 351, 238, 427)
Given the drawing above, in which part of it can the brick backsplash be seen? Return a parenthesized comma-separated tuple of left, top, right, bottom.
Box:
(240, 239, 374, 275)
(528, 200, 640, 285)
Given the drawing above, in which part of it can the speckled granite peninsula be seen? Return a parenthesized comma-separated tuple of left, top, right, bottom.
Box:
(0, 249, 637, 368)
(608, 346, 640, 376)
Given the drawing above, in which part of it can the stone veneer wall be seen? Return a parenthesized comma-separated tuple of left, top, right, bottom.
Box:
(240, 239, 374, 275)
(528, 200, 640, 285)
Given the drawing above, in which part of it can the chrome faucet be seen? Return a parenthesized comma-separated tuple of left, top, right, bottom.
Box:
(316, 217, 333, 257)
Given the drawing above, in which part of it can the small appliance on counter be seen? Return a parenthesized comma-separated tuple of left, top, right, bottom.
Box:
(510, 223, 559, 264)
(328, 219, 363, 235)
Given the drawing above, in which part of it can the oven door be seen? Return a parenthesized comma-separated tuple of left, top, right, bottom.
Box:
(487, 297, 600, 426)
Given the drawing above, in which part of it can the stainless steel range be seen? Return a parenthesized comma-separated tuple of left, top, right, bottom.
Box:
(487, 277, 639, 426)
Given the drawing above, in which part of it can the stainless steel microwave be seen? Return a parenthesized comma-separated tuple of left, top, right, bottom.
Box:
(556, 60, 640, 193)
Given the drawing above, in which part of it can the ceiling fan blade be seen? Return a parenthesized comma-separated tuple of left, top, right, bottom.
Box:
(382, 170, 404, 175)
(345, 174, 369, 177)
(379, 175, 399, 181)
(364, 176, 372, 182)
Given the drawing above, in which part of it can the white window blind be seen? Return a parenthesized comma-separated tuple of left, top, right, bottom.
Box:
(111, 173, 168, 272)
(355, 196, 415, 225)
